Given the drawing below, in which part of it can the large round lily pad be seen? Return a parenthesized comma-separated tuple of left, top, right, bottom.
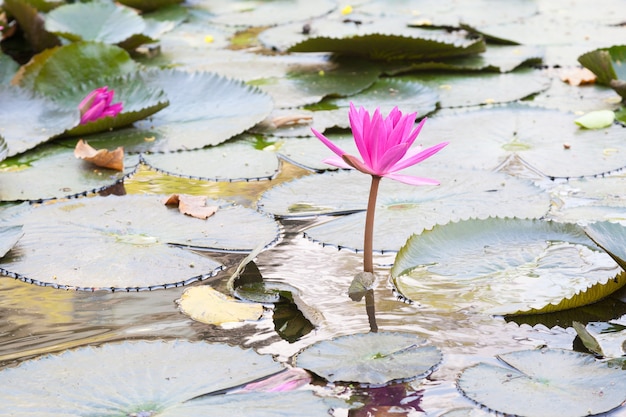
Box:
(259, 168, 550, 252)
(295, 332, 442, 386)
(0, 143, 139, 202)
(391, 218, 625, 315)
(0, 195, 280, 290)
(418, 104, 626, 179)
(79, 69, 274, 153)
(458, 348, 626, 417)
(0, 339, 337, 416)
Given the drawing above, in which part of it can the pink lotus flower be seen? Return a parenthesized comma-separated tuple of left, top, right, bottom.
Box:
(78, 86, 123, 124)
(312, 102, 448, 185)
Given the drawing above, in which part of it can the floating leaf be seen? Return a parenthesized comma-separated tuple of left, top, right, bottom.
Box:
(73, 139, 124, 171)
(2, 0, 60, 53)
(0, 195, 280, 290)
(207, 0, 336, 27)
(458, 348, 626, 417)
(0, 52, 19, 85)
(45, 1, 146, 44)
(574, 110, 615, 129)
(177, 285, 264, 325)
(0, 143, 138, 202)
(391, 218, 624, 315)
(559, 67, 597, 86)
(0, 225, 23, 258)
(81, 69, 273, 152)
(0, 339, 338, 416)
(417, 104, 626, 179)
(295, 332, 442, 386)
(259, 168, 550, 252)
(579, 46, 626, 98)
(584, 221, 626, 271)
(260, 16, 486, 61)
(163, 193, 218, 220)
(0, 85, 77, 156)
(117, 0, 183, 12)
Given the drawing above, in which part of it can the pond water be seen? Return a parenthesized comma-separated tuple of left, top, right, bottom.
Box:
(2, 162, 625, 416)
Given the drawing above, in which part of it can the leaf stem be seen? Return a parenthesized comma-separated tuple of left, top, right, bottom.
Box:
(364, 175, 381, 274)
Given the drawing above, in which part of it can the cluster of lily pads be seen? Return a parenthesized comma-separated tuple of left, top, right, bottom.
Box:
(1, 0, 626, 416)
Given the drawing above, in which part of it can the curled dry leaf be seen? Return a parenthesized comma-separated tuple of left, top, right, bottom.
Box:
(163, 193, 218, 219)
(560, 67, 597, 86)
(74, 139, 124, 171)
(272, 114, 313, 128)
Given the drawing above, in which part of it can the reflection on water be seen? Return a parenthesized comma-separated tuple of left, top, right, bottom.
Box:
(1, 163, 626, 415)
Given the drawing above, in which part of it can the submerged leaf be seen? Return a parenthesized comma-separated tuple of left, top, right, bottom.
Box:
(295, 332, 442, 386)
(74, 139, 124, 171)
(391, 218, 624, 315)
(458, 349, 626, 417)
(177, 285, 263, 325)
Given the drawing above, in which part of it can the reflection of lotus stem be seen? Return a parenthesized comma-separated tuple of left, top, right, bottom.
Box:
(365, 289, 378, 333)
(364, 175, 381, 274)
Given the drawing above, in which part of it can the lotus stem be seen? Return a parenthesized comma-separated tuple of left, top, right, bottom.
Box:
(364, 175, 381, 274)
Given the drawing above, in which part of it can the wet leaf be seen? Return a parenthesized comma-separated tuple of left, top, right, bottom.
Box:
(45, 1, 146, 44)
(295, 332, 442, 385)
(73, 139, 124, 171)
(163, 193, 218, 220)
(0, 195, 280, 289)
(177, 285, 263, 325)
(259, 168, 550, 252)
(259, 16, 486, 61)
(574, 110, 615, 129)
(0, 85, 78, 156)
(391, 218, 624, 315)
(0, 143, 138, 202)
(0, 340, 338, 416)
(0, 225, 23, 258)
(458, 348, 626, 417)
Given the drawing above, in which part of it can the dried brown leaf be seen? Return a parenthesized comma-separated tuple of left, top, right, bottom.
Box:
(560, 67, 597, 86)
(163, 194, 218, 220)
(74, 139, 124, 171)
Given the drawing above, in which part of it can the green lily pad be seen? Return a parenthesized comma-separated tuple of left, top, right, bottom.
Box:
(257, 78, 438, 137)
(400, 69, 550, 108)
(0, 142, 139, 202)
(45, 1, 146, 44)
(250, 57, 381, 109)
(80, 69, 273, 153)
(584, 221, 626, 271)
(0, 195, 280, 290)
(0, 52, 19, 84)
(0, 225, 23, 258)
(117, 0, 183, 12)
(140, 135, 280, 181)
(391, 218, 625, 315)
(259, 15, 486, 61)
(19, 41, 139, 95)
(458, 348, 626, 417)
(579, 45, 626, 99)
(417, 104, 626, 179)
(0, 339, 339, 416)
(295, 332, 442, 386)
(0, 85, 78, 156)
(207, 0, 336, 27)
(259, 168, 550, 252)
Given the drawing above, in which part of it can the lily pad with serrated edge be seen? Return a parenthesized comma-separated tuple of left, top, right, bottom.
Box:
(391, 218, 625, 315)
(45, 1, 146, 44)
(0, 339, 339, 417)
(77, 69, 274, 153)
(399, 69, 550, 108)
(140, 135, 280, 182)
(0, 85, 78, 157)
(259, 168, 550, 252)
(207, 0, 336, 27)
(417, 104, 626, 179)
(257, 78, 438, 137)
(0, 143, 139, 202)
(584, 221, 626, 271)
(259, 15, 486, 61)
(0, 195, 280, 290)
(295, 332, 442, 386)
(458, 348, 626, 417)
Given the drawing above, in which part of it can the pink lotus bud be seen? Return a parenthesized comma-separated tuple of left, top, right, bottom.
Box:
(79, 86, 123, 124)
